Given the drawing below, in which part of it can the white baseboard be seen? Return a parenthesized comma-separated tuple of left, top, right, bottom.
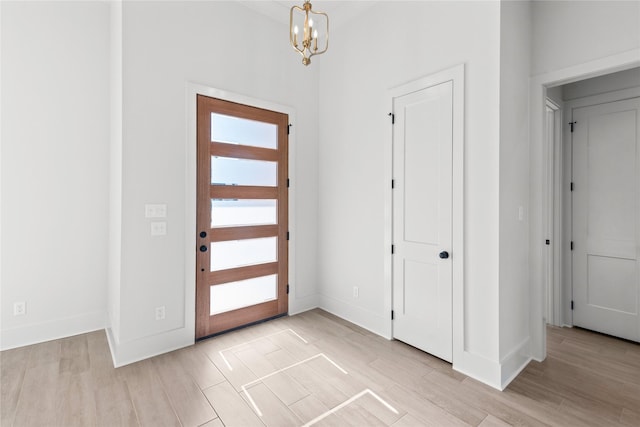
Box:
(452, 337, 531, 391)
(289, 292, 319, 316)
(318, 294, 389, 339)
(106, 326, 194, 367)
(453, 348, 502, 390)
(0, 310, 106, 351)
(500, 337, 532, 389)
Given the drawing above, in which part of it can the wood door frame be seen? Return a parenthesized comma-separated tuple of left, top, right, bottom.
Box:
(529, 49, 640, 362)
(185, 83, 296, 341)
(384, 64, 464, 363)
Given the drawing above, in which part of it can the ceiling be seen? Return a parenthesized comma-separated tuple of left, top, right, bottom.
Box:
(237, 1, 379, 30)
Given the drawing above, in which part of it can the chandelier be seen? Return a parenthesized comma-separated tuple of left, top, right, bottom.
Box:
(289, 1, 329, 66)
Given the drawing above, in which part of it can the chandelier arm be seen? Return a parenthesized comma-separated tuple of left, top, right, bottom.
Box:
(290, 1, 328, 65)
(290, 5, 306, 56)
(308, 10, 329, 57)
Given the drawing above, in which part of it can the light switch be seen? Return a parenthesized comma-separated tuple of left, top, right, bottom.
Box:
(145, 204, 167, 218)
(151, 221, 167, 236)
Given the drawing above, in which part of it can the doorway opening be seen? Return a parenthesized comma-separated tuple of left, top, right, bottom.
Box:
(531, 54, 640, 361)
(195, 95, 289, 340)
(541, 67, 640, 346)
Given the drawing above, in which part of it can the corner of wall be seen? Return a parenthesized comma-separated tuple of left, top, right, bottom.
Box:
(452, 349, 502, 390)
(453, 320, 531, 391)
(318, 294, 391, 340)
(289, 293, 320, 316)
(106, 326, 193, 368)
(499, 337, 532, 389)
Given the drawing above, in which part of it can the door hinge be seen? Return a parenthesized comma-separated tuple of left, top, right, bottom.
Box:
(570, 241, 574, 251)
(391, 310, 394, 320)
(569, 121, 576, 133)
(287, 284, 290, 294)
(571, 300, 574, 310)
(287, 124, 292, 135)
(391, 179, 395, 189)
(391, 244, 395, 254)
(570, 182, 574, 192)
(287, 231, 290, 241)
(287, 178, 290, 188)
(545, 239, 550, 245)
(388, 112, 395, 124)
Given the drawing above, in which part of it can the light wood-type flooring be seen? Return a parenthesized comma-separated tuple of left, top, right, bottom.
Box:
(2, 309, 639, 426)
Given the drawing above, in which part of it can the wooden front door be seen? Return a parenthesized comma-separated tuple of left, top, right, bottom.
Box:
(196, 95, 288, 339)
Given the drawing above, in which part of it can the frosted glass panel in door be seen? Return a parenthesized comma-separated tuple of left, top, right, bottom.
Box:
(210, 237, 277, 271)
(211, 199, 277, 228)
(210, 275, 277, 315)
(211, 156, 277, 187)
(211, 113, 277, 149)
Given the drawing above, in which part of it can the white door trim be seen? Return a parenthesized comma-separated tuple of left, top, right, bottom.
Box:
(185, 83, 298, 339)
(544, 98, 563, 327)
(529, 48, 640, 362)
(384, 64, 464, 361)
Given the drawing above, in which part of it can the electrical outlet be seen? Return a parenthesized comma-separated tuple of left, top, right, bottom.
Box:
(150, 221, 167, 236)
(155, 306, 166, 320)
(353, 287, 359, 298)
(13, 301, 26, 316)
(145, 204, 167, 218)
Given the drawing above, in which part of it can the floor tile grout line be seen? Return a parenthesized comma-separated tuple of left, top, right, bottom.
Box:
(241, 352, 349, 417)
(301, 388, 399, 427)
(218, 328, 307, 371)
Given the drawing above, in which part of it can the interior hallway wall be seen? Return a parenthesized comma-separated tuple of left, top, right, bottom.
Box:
(1, 1, 111, 349)
(317, 1, 505, 388)
(498, 0, 532, 387)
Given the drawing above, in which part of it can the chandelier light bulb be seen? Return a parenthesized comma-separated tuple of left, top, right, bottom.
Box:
(293, 25, 299, 35)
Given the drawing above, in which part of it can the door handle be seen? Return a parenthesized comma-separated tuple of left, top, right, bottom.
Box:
(199, 245, 208, 252)
(439, 251, 449, 259)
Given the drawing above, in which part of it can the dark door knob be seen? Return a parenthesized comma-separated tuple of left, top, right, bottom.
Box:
(199, 231, 207, 238)
(199, 245, 208, 252)
(439, 251, 449, 259)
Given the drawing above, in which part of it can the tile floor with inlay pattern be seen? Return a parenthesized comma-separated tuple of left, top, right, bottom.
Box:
(2, 309, 640, 426)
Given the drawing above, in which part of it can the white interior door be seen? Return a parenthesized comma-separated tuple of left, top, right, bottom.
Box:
(392, 80, 453, 362)
(572, 96, 640, 342)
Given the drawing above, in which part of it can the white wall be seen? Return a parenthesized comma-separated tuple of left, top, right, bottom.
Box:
(0, 1, 320, 361)
(532, 0, 640, 76)
(108, 0, 123, 346)
(1, 1, 111, 349)
(108, 1, 319, 364)
(317, 1, 504, 387)
(498, 0, 532, 387)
